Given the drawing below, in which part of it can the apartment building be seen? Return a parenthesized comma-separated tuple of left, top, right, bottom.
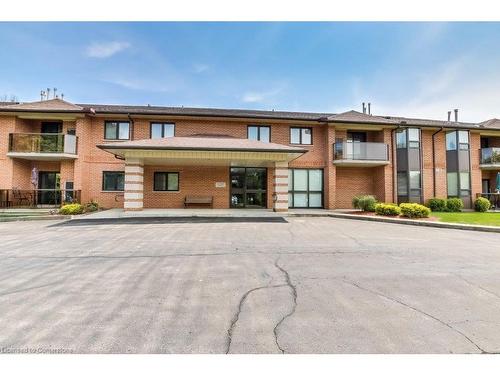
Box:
(1, 98, 500, 212)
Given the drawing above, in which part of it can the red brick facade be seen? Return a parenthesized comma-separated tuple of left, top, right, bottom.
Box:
(1, 102, 499, 210)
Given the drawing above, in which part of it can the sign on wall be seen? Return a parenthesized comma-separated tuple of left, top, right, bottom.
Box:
(215, 182, 226, 188)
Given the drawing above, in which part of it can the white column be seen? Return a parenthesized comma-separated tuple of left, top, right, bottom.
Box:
(273, 161, 289, 212)
(124, 158, 144, 211)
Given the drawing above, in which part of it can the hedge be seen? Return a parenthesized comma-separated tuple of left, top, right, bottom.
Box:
(352, 195, 377, 212)
(427, 198, 447, 212)
(446, 198, 464, 212)
(474, 197, 491, 212)
(399, 203, 431, 218)
(59, 203, 84, 215)
(375, 203, 401, 216)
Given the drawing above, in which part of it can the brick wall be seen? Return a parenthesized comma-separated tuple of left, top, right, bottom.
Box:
(335, 167, 377, 208)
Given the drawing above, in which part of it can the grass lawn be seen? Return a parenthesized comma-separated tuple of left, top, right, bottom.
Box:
(432, 212, 500, 226)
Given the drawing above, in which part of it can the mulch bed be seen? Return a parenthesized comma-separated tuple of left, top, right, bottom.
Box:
(345, 211, 439, 222)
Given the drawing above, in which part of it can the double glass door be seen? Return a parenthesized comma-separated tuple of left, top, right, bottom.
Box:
(38, 171, 61, 205)
(230, 167, 267, 208)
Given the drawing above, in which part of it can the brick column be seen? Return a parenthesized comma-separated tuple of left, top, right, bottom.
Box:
(124, 158, 144, 211)
(273, 161, 289, 212)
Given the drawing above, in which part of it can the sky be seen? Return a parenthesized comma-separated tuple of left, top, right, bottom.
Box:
(1, 22, 500, 122)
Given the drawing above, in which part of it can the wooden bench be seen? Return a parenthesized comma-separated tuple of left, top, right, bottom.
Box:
(184, 196, 213, 208)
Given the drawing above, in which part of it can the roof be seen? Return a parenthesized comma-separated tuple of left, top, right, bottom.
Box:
(0, 98, 87, 112)
(76, 103, 328, 121)
(97, 136, 308, 153)
(0, 98, 499, 130)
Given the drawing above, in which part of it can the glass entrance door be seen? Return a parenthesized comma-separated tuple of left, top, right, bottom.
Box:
(38, 171, 61, 205)
(230, 167, 267, 208)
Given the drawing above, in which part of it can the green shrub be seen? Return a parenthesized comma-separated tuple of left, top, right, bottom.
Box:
(399, 203, 431, 218)
(84, 200, 99, 212)
(355, 195, 377, 212)
(428, 198, 447, 212)
(352, 196, 361, 209)
(375, 203, 401, 216)
(474, 197, 491, 212)
(446, 198, 464, 212)
(59, 203, 84, 215)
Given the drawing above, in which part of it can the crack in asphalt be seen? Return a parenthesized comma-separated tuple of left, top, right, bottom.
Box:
(0, 281, 61, 298)
(225, 283, 287, 354)
(341, 278, 497, 354)
(454, 273, 500, 300)
(273, 257, 298, 354)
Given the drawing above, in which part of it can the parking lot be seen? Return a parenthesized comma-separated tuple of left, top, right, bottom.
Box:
(0, 217, 499, 353)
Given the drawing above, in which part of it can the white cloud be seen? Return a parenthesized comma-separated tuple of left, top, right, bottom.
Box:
(86, 41, 130, 58)
(241, 87, 283, 104)
(192, 63, 209, 74)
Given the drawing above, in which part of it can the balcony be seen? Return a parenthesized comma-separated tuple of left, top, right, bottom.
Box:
(7, 133, 78, 160)
(333, 141, 389, 167)
(480, 148, 500, 169)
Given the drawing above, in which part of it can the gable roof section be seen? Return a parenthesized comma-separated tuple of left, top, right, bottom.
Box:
(0, 98, 87, 112)
(324, 110, 398, 125)
(478, 118, 500, 129)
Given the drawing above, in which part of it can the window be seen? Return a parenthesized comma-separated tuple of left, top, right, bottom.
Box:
(446, 131, 457, 150)
(102, 171, 124, 191)
(151, 123, 175, 139)
(290, 127, 312, 145)
(447, 172, 458, 196)
(458, 130, 470, 150)
(397, 172, 408, 195)
(153, 172, 179, 191)
(105, 121, 130, 140)
(408, 128, 420, 148)
(396, 129, 407, 148)
(247, 126, 270, 142)
(460, 172, 470, 195)
(288, 169, 323, 208)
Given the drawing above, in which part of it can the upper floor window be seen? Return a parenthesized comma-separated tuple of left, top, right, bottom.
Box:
(105, 121, 130, 140)
(151, 122, 175, 139)
(396, 128, 420, 148)
(102, 171, 124, 191)
(290, 127, 312, 145)
(247, 125, 270, 142)
(446, 130, 470, 151)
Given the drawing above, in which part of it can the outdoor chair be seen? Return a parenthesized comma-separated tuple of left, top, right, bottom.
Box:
(12, 188, 33, 207)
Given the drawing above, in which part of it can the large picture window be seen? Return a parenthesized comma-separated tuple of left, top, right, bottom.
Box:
(290, 127, 312, 145)
(288, 169, 323, 208)
(153, 172, 179, 191)
(151, 123, 175, 139)
(104, 121, 130, 140)
(102, 171, 124, 191)
(247, 125, 270, 142)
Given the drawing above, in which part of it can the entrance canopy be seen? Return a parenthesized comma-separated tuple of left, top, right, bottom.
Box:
(97, 136, 307, 166)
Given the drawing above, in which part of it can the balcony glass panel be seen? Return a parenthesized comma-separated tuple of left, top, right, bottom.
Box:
(334, 142, 388, 161)
(480, 148, 500, 164)
(9, 133, 77, 154)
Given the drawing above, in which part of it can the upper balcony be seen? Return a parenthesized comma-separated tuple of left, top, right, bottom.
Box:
(479, 147, 500, 169)
(7, 133, 78, 160)
(333, 141, 390, 167)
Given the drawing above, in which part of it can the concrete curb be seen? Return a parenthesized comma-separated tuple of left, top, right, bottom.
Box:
(289, 212, 500, 233)
(0, 215, 70, 223)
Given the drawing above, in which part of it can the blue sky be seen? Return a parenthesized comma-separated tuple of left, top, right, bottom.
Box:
(1, 22, 500, 122)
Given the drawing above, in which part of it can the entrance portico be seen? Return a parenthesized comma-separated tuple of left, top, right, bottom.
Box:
(97, 136, 306, 212)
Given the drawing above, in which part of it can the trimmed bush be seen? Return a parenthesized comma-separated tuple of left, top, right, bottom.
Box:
(474, 197, 491, 212)
(446, 198, 464, 212)
(428, 198, 447, 212)
(59, 203, 84, 215)
(352, 195, 361, 209)
(84, 200, 99, 213)
(399, 203, 431, 218)
(355, 195, 377, 212)
(375, 203, 401, 216)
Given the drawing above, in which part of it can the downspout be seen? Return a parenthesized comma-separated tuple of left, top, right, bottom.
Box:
(432, 127, 444, 197)
(390, 123, 402, 203)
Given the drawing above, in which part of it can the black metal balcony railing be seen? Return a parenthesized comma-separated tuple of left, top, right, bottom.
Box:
(0, 189, 81, 208)
(480, 147, 500, 165)
(334, 141, 389, 161)
(8, 133, 77, 154)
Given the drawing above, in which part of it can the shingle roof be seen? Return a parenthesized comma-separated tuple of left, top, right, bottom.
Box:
(0, 98, 86, 112)
(97, 136, 307, 153)
(1, 98, 499, 130)
(77, 103, 328, 121)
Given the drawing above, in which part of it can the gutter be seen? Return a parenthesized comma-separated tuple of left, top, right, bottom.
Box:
(432, 127, 444, 197)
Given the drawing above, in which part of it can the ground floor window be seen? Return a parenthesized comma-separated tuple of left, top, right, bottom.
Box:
(288, 169, 323, 208)
(153, 172, 179, 191)
(102, 171, 124, 191)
